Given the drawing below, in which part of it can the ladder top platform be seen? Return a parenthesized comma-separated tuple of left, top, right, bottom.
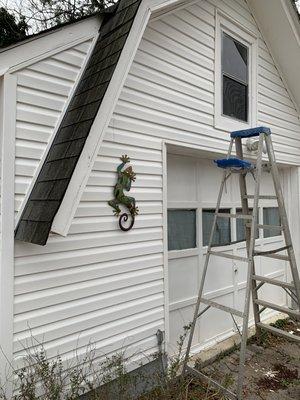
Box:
(214, 157, 253, 170)
(231, 126, 271, 138)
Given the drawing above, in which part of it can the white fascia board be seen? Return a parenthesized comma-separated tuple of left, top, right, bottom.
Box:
(0, 15, 101, 73)
(51, 0, 188, 236)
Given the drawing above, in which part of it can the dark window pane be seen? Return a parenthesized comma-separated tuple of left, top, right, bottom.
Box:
(223, 75, 248, 122)
(222, 33, 248, 83)
(263, 207, 281, 238)
(236, 208, 259, 241)
(202, 209, 231, 246)
(168, 209, 196, 250)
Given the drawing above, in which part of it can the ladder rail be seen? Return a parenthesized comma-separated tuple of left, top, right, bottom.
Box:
(235, 137, 261, 332)
(265, 134, 300, 305)
(236, 133, 264, 399)
(182, 138, 234, 374)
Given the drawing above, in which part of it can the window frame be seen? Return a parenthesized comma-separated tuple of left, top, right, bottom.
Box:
(215, 11, 258, 131)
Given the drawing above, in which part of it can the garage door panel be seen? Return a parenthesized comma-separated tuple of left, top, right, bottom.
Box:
(204, 252, 233, 292)
(199, 293, 235, 344)
(236, 244, 249, 280)
(260, 257, 285, 276)
(169, 305, 199, 354)
(169, 257, 199, 303)
(237, 288, 254, 321)
(259, 239, 286, 276)
(167, 155, 197, 201)
(245, 171, 275, 197)
(198, 159, 232, 204)
(236, 263, 250, 285)
(260, 278, 286, 305)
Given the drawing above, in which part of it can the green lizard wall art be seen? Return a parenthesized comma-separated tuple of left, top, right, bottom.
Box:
(108, 155, 139, 231)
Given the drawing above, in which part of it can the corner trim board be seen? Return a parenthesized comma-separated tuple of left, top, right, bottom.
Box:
(0, 73, 16, 397)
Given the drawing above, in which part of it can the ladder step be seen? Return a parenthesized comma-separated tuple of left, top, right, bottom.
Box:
(257, 322, 300, 343)
(209, 250, 249, 262)
(252, 275, 295, 290)
(256, 224, 283, 231)
(245, 223, 283, 231)
(216, 213, 253, 220)
(254, 245, 291, 256)
(253, 252, 290, 261)
(244, 195, 277, 200)
(254, 299, 300, 318)
(185, 366, 237, 400)
(201, 298, 244, 318)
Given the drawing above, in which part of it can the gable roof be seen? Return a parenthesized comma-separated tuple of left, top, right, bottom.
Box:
(15, 0, 142, 245)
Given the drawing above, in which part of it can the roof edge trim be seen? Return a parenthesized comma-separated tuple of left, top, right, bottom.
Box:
(0, 16, 101, 73)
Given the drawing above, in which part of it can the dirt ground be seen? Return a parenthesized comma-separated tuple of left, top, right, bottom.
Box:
(195, 318, 300, 399)
(140, 318, 300, 400)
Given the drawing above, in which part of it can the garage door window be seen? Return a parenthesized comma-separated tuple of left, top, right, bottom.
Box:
(202, 209, 231, 246)
(168, 209, 197, 251)
(263, 207, 281, 238)
(236, 208, 259, 241)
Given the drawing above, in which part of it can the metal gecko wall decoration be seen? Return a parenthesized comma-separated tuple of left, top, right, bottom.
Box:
(108, 155, 139, 231)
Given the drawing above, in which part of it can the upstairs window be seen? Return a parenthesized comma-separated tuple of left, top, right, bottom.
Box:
(215, 12, 258, 131)
(222, 33, 248, 122)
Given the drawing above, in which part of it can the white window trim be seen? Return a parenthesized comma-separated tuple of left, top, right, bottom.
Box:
(214, 10, 258, 132)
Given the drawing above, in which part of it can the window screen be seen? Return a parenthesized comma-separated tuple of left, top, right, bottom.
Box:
(222, 33, 248, 122)
(202, 209, 231, 246)
(168, 209, 197, 251)
(236, 208, 259, 242)
(263, 207, 281, 238)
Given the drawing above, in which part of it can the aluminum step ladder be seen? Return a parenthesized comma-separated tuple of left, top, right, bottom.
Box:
(181, 126, 300, 400)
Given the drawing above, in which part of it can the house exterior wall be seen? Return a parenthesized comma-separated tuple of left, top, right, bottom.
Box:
(13, 0, 300, 368)
(13, 38, 95, 215)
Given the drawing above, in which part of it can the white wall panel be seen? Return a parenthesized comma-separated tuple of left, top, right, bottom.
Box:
(14, 38, 94, 214)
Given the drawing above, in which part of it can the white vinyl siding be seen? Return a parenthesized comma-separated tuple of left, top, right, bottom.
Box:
(14, 39, 94, 214)
(13, 0, 300, 367)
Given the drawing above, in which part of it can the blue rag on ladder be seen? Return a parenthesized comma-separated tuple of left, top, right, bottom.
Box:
(214, 157, 253, 170)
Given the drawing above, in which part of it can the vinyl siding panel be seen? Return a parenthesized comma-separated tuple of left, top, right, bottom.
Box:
(13, 0, 300, 368)
(14, 38, 95, 214)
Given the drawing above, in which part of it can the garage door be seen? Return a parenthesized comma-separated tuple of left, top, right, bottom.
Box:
(167, 153, 287, 354)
